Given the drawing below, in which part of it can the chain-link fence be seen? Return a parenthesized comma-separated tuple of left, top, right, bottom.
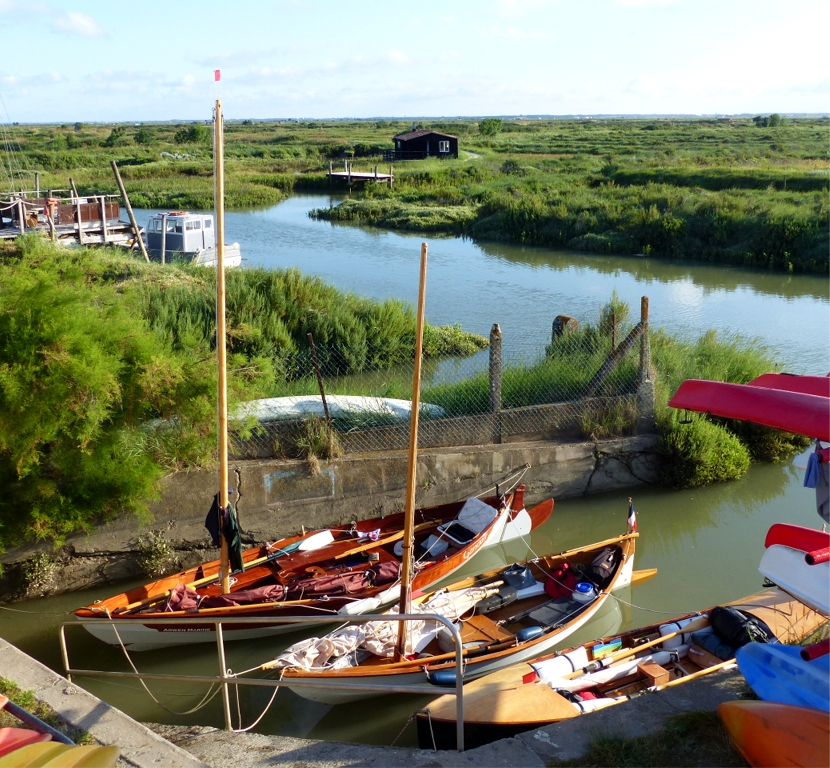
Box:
(230, 303, 653, 460)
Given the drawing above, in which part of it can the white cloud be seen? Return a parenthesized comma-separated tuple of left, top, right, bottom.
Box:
(55, 11, 103, 36)
(0, 2, 104, 36)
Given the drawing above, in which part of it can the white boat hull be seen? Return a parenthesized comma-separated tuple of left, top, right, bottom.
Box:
(280, 551, 634, 705)
(758, 544, 829, 617)
(78, 506, 538, 651)
(192, 243, 242, 268)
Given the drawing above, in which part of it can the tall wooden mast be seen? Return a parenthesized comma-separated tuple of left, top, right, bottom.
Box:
(215, 99, 230, 594)
(395, 242, 428, 659)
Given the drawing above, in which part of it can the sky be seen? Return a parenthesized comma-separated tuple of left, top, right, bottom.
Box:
(1, 0, 828, 123)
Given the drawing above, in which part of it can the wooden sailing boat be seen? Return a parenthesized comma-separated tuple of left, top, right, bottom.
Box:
(74, 131, 553, 650)
(263, 531, 637, 704)
(259, 279, 637, 703)
(413, 587, 825, 750)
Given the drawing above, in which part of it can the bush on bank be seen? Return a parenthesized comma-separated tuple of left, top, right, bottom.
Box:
(0, 239, 486, 552)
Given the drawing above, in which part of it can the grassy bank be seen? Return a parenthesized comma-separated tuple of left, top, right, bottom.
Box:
(550, 710, 747, 768)
(0, 238, 485, 551)
(8, 117, 828, 273)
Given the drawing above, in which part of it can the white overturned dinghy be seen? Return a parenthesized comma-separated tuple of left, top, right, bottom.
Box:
(758, 523, 829, 616)
(257, 531, 636, 705)
(237, 395, 445, 423)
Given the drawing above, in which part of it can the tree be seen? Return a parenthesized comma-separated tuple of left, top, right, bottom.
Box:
(0, 237, 220, 550)
(479, 118, 503, 137)
(134, 127, 154, 145)
(102, 126, 127, 147)
(174, 125, 210, 144)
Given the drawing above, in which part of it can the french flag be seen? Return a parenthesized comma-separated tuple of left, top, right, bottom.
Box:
(627, 497, 637, 532)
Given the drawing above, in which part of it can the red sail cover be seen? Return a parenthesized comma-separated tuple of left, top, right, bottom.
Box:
(668, 379, 830, 442)
(748, 373, 830, 399)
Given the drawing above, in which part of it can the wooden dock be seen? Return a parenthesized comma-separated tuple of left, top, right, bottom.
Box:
(0, 164, 148, 260)
(326, 161, 394, 188)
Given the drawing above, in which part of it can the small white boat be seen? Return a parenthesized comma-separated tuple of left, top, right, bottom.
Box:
(143, 211, 241, 267)
(236, 395, 445, 423)
(758, 523, 829, 616)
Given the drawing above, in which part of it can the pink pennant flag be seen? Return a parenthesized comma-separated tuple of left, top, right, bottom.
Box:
(214, 69, 221, 82)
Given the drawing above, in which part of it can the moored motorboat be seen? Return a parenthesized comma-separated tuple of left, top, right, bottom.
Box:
(259, 530, 635, 705)
(74, 485, 553, 650)
(143, 210, 242, 267)
(414, 587, 825, 750)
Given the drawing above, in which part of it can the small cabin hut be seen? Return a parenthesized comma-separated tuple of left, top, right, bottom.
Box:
(384, 130, 458, 161)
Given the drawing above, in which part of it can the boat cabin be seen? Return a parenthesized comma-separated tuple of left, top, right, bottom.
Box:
(145, 211, 215, 260)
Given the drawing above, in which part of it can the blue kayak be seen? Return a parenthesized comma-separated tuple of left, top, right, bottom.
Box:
(737, 642, 830, 713)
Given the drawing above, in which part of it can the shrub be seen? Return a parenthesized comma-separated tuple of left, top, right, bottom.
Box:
(658, 411, 751, 488)
(479, 118, 503, 137)
(174, 125, 210, 144)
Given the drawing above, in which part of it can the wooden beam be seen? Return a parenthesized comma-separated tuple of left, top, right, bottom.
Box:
(111, 160, 149, 263)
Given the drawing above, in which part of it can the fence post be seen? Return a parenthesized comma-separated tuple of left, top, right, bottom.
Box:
(489, 323, 502, 444)
(639, 297, 649, 381)
(307, 332, 331, 425)
(637, 296, 655, 433)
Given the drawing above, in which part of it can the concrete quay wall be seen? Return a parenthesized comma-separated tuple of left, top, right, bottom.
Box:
(1, 434, 659, 601)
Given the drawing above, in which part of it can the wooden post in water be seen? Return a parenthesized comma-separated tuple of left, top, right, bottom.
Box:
(215, 99, 231, 595)
(489, 323, 502, 444)
(396, 242, 428, 661)
(111, 160, 150, 262)
(639, 296, 650, 381)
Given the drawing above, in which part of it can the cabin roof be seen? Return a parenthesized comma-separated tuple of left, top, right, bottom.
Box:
(393, 129, 458, 141)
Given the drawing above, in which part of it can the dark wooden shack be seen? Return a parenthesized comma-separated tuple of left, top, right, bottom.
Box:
(384, 129, 458, 161)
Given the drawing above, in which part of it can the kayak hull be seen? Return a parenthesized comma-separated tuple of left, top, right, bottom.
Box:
(737, 642, 830, 713)
(718, 700, 829, 768)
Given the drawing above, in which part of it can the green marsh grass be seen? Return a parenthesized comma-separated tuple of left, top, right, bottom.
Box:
(12, 117, 827, 271)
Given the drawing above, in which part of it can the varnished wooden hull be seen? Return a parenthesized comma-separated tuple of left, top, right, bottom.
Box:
(277, 533, 636, 704)
(416, 588, 824, 750)
(76, 489, 553, 650)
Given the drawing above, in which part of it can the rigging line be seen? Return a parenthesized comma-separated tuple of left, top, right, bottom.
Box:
(0, 605, 74, 616)
(0, 91, 30, 195)
(102, 609, 223, 715)
(231, 668, 282, 733)
(474, 464, 530, 499)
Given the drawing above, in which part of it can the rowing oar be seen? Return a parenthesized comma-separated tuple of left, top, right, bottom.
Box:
(558, 615, 711, 680)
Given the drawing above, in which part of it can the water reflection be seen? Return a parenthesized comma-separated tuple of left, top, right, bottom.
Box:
(133, 196, 828, 374)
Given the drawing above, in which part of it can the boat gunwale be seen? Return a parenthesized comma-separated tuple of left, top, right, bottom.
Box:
(278, 532, 637, 681)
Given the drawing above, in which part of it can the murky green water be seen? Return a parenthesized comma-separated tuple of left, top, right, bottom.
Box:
(2, 198, 827, 745)
(1, 460, 821, 746)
